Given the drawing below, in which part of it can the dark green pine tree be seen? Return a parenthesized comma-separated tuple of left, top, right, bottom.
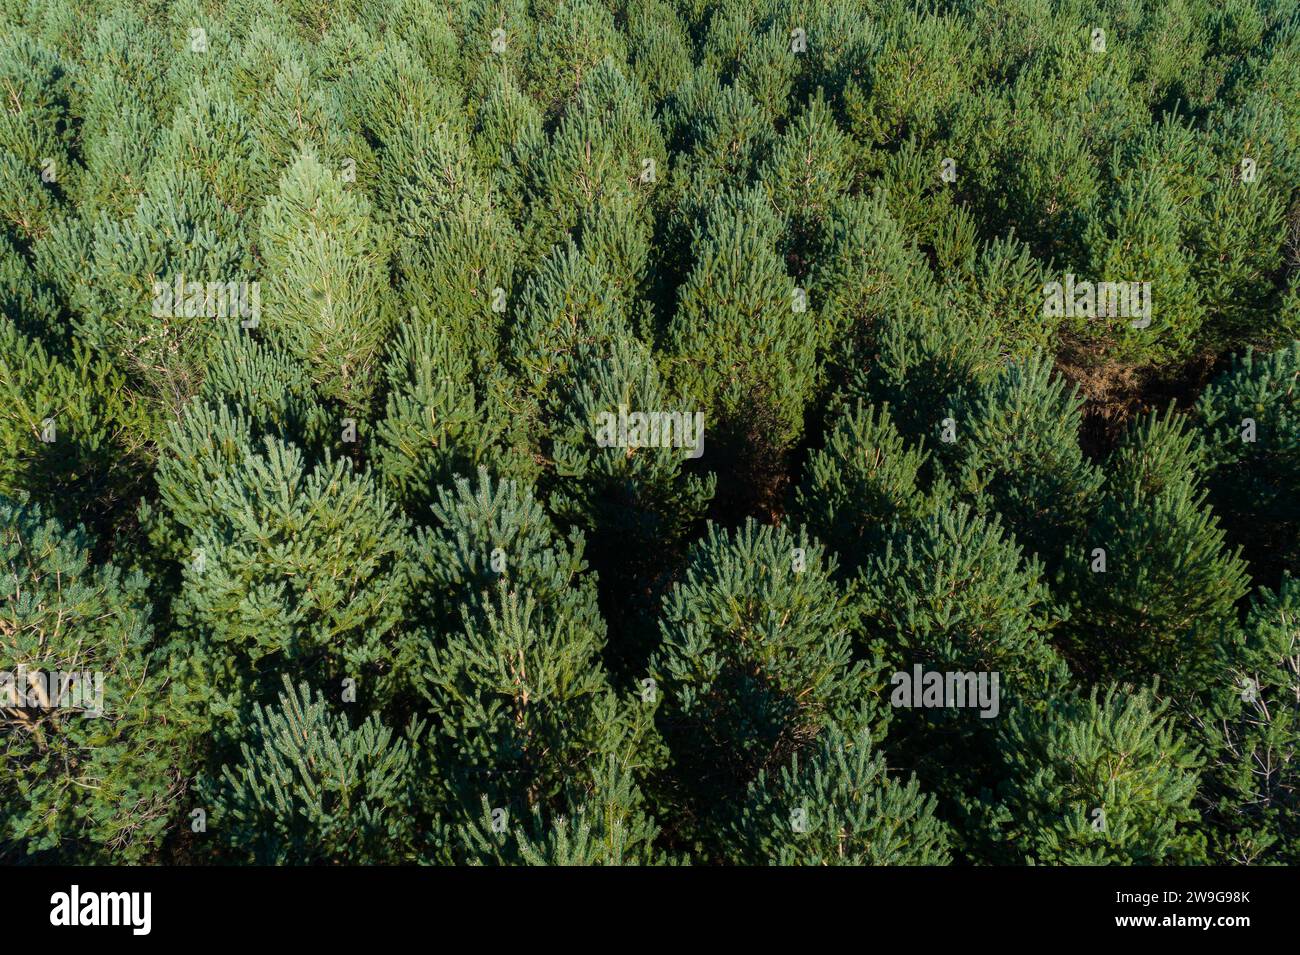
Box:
(791, 400, 931, 577)
(196, 331, 333, 455)
(726, 723, 952, 865)
(0, 231, 62, 345)
(390, 118, 518, 377)
(0, 317, 155, 538)
(942, 351, 1103, 571)
(458, 752, 667, 865)
(1196, 342, 1300, 583)
(372, 316, 517, 515)
(154, 400, 416, 721)
(659, 76, 775, 284)
(1062, 407, 1250, 690)
(0, 32, 73, 249)
(757, 89, 857, 271)
(146, 80, 273, 221)
(69, 25, 164, 218)
(650, 519, 889, 855)
(470, 64, 544, 227)
(806, 190, 938, 392)
(342, 38, 462, 202)
(517, 59, 662, 271)
(982, 685, 1205, 865)
(1193, 577, 1300, 864)
(547, 328, 714, 540)
(506, 238, 631, 443)
(858, 503, 1067, 703)
(941, 233, 1055, 361)
(667, 187, 816, 504)
(856, 502, 1070, 849)
(407, 470, 663, 852)
(623, 0, 692, 103)
(205, 675, 425, 864)
(1078, 170, 1207, 368)
(545, 329, 715, 668)
(1197, 95, 1294, 349)
(698, 0, 797, 122)
(839, 5, 977, 150)
(0, 497, 198, 862)
(523, 0, 627, 117)
(951, 83, 1101, 268)
(847, 293, 1005, 445)
(62, 109, 255, 416)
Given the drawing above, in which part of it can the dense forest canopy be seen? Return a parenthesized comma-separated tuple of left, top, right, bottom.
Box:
(1, 0, 1298, 865)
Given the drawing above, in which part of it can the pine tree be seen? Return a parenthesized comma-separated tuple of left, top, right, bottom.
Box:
(545, 329, 715, 667)
(342, 38, 463, 193)
(258, 147, 395, 411)
(701, 5, 797, 122)
(943, 233, 1055, 360)
(0, 232, 61, 344)
(650, 519, 888, 853)
(667, 187, 815, 501)
(1197, 88, 1297, 350)
(983, 685, 1205, 865)
(0, 318, 156, 538)
(147, 81, 273, 220)
(70, 21, 167, 217)
(1194, 577, 1300, 864)
(470, 65, 544, 225)
(840, 6, 977, 149)
(197, 332, 333, 454)
(506, 238, 631, 428)
(547, 330, 714, 547)
(524, 0, 627, 116)
(458, 0, 533, 98)
(951, 83, 1102, 267)
(856, 501, 1070, 847)
(372, 318, 509, 514)
(206, 675, 423, 864)
(65, 154, 251, 416)
(0, 33, 71, 249)
(858, 503, 1066, 697)
(1062, 408, 1251, 690)
(155, 400, 415, 719)
(758, 90, 856, 270)
(623, 0, 692, 103)
(390, 118, 518, 376)
(458, 750, 666, 865)
(1191, 159, 1287, 351)
(0, 498, 196, 862)
(3, 0, 1297, 868)
(806, 191, 937, 391)
(942, 351, 1103, 570)
(659, 76, 776, 278)
(791, 400, 930, 576)
(847, 295, 1004, 444)
(1077, 170, 1207, 368)
(357, 0, 465, 100)
(518, 59, 661, 268)
(418, 589, 648, 816)
(408, 468, 599, 635)
(407, 469, 662, 830)
(1196, 342, 1300, 583)
(247, 53, 374, 189)
(726, 723, 952, 865)
(876, 134, 961, 253)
